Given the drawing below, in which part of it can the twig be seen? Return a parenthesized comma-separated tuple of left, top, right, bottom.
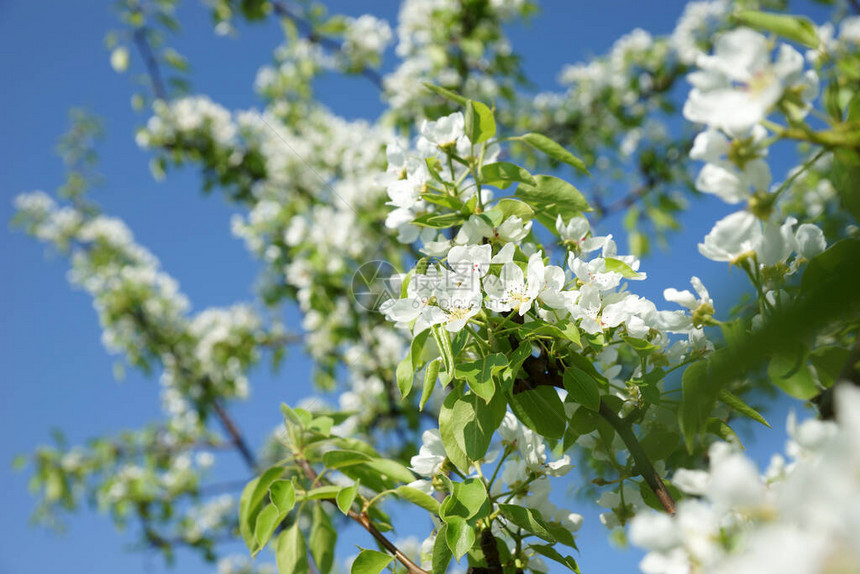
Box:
(294, 457, 429, 574)
(132, 26, 168, 101)
(597, 185, 650, 219)
(512, 350, 676, 515)
(211, 398, 259, 471)
(597, 403, 676, 515)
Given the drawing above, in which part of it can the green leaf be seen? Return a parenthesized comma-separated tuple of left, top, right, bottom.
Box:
(276, 522, 309, 574)
(163, 48, 189, 72)
(633, 368, 663, 404)
(515, 175, 591, 220)
(719, 390, 770, 427)
(445, 516, 476, 560)
(734, 10, 820, 48)
(309, 415, 333, 435)
(802, 239, 860, 295)
(424, 157, 448, 185)
(639, 480, 682, 513)
(833, 151, 860, 221)
(439, 391, 470, 473)
(423, 191, 463, 210)
(605, 258, 643, 279)
(322, 450, 373, 469)
(336, 482, 359, 515)
(501, 342, 535, 387)
(310, 504, 337, 573)
(810, 346, 851, 388)
(452, 393, 506, 461)
(254, 504, 282, 550)
(546, 523, 579, 550)
(455, 353, 507, 402)
(412, 212, 466, 229)
(518, 320, 581, 347)
(622, 336, 658, 354)
(465, 100, 496, 144)
(517, 133, 589, 175)
(496, 198, 535, 222)
(679, 360, 722, 452)
(639, 429, 681, 461)
(706, 417, 742, 444)
(239, 480, 260, 551)
(397, 329, 431, 399)
(239, 466, 284, 552)
(269, 479, 296, 515)
(422, 82, 468, 106)
(364, 459, 416, 484)
(440, 478, 489, 520)
(768, 352, 819, 399)
(420, 358, 442, 411)
(396, 485, 440, 514)
(431, 324, 455, 378)
(481, 162, 536, 189)
(563, 367, 601, 411)
(302, 485, 343, 501)
(558, 321, 582, 348)
(282, 403, 313, 428)
(476, 210, 503, 230)
(497, 504, 555, 542)
(568, 406, 599, 435)
(529, 544, 580, 572)
(351, 549, 394, 574)
(507, 385, 567, 439)
(433, 524, 454, 574)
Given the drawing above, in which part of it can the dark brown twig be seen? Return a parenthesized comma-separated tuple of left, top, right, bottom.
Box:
(512, 348, 676, 515)
(132, 26, 168, 101)
(597, 403, 676, 515)
(295, 457, 429, 574)
(210, 397, 258, 471)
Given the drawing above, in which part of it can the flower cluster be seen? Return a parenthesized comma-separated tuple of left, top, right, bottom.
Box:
(684, 27, 818, 135)
(382, 0, 534, 119)
(408, 412, 581, 573)
(631, 386, 860, 574)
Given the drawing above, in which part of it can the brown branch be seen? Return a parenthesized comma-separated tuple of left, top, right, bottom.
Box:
(211, 397, 259, 471)
(597, 185, 650, 220)
(294, 457, 429, 574)
(512, 347, 676, 515)
(128, 287, 427, 567)
(597, 403, 676, 515)
(132, 26, 168, 101)
(466, 527, 503, 574)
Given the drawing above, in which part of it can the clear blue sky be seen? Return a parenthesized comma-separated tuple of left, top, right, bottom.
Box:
(0, 1, 822, 573)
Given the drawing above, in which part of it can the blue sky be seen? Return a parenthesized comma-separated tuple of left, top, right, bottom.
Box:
(0, 1, 824, 573)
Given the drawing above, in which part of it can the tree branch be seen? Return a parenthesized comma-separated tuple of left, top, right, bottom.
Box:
(132, 26, 168, 101)
(596, 184, 650, 220)
(512, 349, 676, 514)
(294, 457, 429, 574)
(597, 403, 676, 514)
(210, 396, 259, 471)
